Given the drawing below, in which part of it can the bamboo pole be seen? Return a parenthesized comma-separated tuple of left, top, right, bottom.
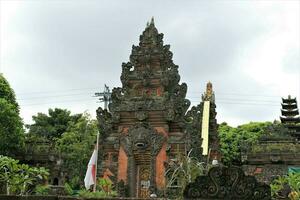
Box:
(93, 132, 100, 192)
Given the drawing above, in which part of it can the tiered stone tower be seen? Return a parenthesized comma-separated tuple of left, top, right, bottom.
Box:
(280, 95, 300, 139)
(96, 18, 191, 198)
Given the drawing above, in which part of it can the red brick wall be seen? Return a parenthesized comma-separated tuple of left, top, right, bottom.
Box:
(154, 127, 168, 189)
(117, 146, 128, 183)
(155, 143, 167, 189)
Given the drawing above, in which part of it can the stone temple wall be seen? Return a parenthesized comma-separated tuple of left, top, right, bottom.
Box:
(0, 195, 165, 200)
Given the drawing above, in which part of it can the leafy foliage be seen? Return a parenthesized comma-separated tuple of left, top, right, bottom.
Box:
(98, 178, 115, 195)
(24, 109, 99, 189)
(165, 150, 205, 197)
(270, 173, 300, 200)
(0, 155, 49, 195)
(77, 178, 117, 198)
(34, 185, 50, 195)
(64, 182, 73, 195)
(0, 74, 24, 156)
(78, 189, 117, 198)
(27, 108, 82, 140)
(0, 74, 19, 111)
(55, 112, 98, 189)
(218, 122, 272, 165)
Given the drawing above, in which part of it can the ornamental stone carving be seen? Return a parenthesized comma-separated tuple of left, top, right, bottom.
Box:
(96, 19, 207, 198)
(183, 166, 271, 200)
(96, 107, 113, 140)
(135, 111, 148, 121)
(120, 122, 166, 157)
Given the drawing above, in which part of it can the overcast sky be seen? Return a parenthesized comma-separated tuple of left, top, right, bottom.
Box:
(0, 0, 299, 127)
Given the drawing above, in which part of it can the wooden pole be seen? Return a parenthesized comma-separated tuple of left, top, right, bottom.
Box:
(93, 132, 100, 192)
(207, 148, 211, 171)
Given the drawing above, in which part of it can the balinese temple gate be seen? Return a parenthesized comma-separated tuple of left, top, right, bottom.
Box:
(96, 19, 220, 198)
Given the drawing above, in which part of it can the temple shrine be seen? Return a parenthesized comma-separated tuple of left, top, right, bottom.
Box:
(242, 95, 300, 183)
(96, 19, 220, 198)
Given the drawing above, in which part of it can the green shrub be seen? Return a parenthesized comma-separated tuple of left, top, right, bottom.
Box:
(270, 173, 300, 199)
(78, 189, 108, 198)
(34, 185, 50, 195)
(0, 155, 49, 195)
(64, 182, 73, 195)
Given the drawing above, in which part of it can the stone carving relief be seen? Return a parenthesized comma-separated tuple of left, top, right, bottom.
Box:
(184, 104, 203, 159)
(96, 107, 113, 140)
(183, 166, 271, 200)
(135, 111, 148, 121)
(120, 122, 165, 157)
(96, 19, 202, 198)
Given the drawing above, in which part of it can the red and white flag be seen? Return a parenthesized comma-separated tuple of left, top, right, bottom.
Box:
(84, 149, 97, 190)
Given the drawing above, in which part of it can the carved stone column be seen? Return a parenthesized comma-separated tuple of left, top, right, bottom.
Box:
(127, 155, 136, 197)
(150, 156, 156, 193)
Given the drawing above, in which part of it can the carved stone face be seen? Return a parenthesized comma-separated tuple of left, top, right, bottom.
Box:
(130, 126, 151, 151)
(120, 123, 165, 156)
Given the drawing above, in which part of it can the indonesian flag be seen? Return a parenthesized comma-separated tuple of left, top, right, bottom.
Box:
(84, 149, 97, 189)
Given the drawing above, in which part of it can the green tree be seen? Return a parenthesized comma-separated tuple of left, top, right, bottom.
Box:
(0, 74, 19, 111)
(0, 74, 24, 156)
(27, 108, 82, 140)
(55, 112, 98, 188)
(218, 122, 271, 165)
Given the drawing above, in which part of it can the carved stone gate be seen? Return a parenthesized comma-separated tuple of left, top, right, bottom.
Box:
(120, 122, 165, 197)
(97, 18, 191, 197)
(183, 166, 271, 200)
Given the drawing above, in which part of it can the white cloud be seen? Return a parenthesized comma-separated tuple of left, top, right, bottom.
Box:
(0, 0, 299, 126)
(241, 1, 299, 99)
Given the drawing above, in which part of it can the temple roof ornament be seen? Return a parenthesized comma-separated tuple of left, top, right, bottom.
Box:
(202, 81, 215, 102)
(108, 17, 190, 124)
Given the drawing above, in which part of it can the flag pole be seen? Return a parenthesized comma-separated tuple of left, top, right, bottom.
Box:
(93, 132, 100, 192)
